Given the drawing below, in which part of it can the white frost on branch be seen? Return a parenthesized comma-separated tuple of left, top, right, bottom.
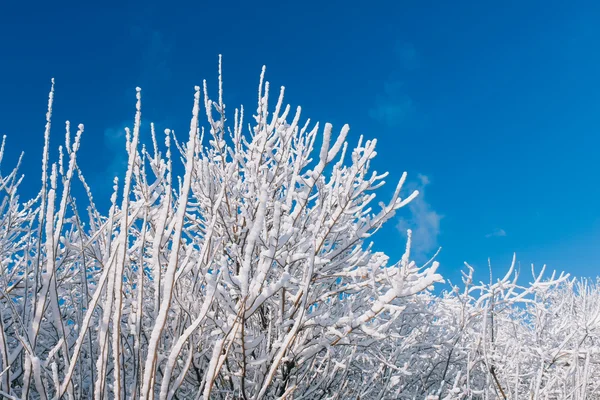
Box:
(0, 62, 595, 400)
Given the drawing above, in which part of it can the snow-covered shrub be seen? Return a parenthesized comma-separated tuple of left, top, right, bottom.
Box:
(0, 61, 443, 399)
(0, 60, 598, 399)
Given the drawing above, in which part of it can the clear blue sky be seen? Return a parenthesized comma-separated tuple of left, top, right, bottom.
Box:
(1, 0, 599, 283)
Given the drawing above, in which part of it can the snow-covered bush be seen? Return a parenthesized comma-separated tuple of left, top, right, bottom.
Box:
(0, 60, 598, 399)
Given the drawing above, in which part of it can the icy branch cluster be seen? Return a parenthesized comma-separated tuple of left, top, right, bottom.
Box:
(0, 62, 598, 399)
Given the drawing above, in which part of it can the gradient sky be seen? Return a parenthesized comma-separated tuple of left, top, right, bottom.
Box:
(1, 0, 599, 284)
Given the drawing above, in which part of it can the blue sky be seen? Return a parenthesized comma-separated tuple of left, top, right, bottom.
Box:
(1, 0, 599, 283)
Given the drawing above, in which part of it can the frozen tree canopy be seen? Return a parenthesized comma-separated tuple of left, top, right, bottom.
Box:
(0, 59, 598, 399)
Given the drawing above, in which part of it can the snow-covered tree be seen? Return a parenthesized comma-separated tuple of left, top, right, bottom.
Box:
(0, 60, 597, 399)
